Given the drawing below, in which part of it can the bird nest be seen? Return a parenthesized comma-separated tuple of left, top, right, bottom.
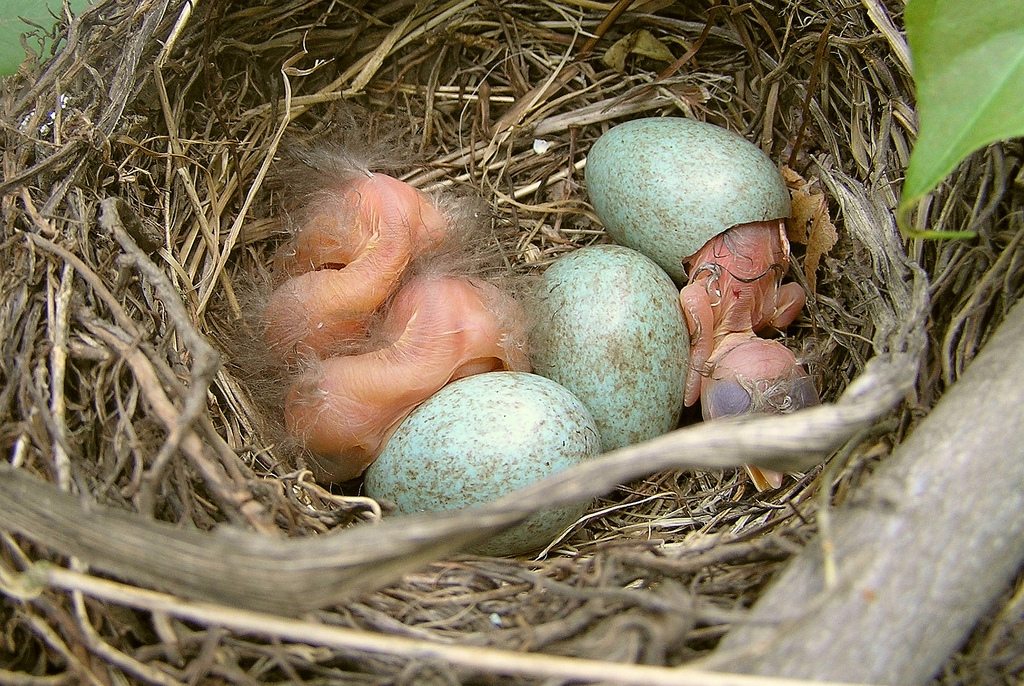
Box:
(2, 1, 1022, 684)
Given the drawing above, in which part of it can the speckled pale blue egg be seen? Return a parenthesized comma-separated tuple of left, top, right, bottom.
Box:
(364, 372, 600, 557)
(530, 244, 689, 451)
(585, 117, 791, 282)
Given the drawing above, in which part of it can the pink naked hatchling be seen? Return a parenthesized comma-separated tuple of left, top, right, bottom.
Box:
(263, 167, 529, 482)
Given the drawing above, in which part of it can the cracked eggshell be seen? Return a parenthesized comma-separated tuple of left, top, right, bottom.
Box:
(364, 371, 600, 557)
(530, 244, 689, 451)
(585, 117, 791, 281)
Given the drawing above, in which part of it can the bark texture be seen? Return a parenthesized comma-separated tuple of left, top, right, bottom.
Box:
(711, 299, 1024, 684)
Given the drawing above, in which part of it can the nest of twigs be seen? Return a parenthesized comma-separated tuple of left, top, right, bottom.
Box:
(2, 1, 1023, 684)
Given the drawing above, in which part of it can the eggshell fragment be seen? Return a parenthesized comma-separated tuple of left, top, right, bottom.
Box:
(585, 117, 791, 281)
(529, 244, 689, 451)
(364, 372, 600, 557)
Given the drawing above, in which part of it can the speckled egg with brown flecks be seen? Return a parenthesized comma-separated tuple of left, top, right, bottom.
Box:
(364, 371, 600, 557)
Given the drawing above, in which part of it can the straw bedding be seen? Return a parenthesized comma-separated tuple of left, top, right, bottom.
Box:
(1, 0, 1022, 683)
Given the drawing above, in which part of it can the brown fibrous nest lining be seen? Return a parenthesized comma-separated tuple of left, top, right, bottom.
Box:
(1, 1, 1022, 684)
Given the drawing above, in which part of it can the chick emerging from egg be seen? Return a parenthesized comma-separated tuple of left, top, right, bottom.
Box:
(262, 153, 530, 482)
(679, 220, 808, 406)
(679, 220, 819, 490)
(585, 117, 820, 490)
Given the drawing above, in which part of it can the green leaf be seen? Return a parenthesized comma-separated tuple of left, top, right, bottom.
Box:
(899, 0, 1024, 236)
(0, 1, 92, 76)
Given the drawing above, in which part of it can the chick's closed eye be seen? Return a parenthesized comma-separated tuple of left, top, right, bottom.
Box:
(702, 380, 752, 419)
